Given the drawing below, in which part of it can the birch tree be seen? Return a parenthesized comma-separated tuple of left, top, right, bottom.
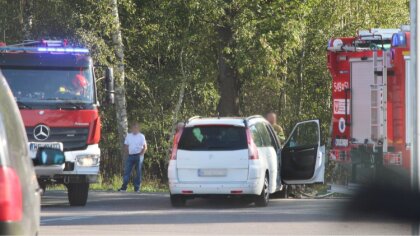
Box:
(21, 0, 33, 39)
(110, 0, 128, 163)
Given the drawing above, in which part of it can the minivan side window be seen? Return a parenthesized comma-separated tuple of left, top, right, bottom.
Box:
(265, 124, 280, 149)
(249, 125, 263, 147)
(285, 121, 319, 148)
(255, 122, 272, 147)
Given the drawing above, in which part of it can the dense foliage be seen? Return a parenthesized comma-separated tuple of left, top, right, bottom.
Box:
(0, 0, 409, 183)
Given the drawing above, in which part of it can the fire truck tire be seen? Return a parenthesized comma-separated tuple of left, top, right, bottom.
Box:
(67, 183, 89, 206)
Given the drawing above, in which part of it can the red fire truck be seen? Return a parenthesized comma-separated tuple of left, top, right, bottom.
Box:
(327, 26, 412, 188)
(0, 40, 114, 206)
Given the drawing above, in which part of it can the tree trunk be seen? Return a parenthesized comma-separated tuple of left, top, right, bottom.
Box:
(216, 22, 239, 116)
(169, 48, 187, 139)
(21, 0, 33, 39)
(110, 0, 128, 167)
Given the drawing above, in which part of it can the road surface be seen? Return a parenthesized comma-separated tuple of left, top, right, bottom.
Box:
(41, 191, 410, 235)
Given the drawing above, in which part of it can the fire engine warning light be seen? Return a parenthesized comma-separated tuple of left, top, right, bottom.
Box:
(37, 47, 89, 53)
(391, 32, 407, 48)
(0, 46, 89, 54)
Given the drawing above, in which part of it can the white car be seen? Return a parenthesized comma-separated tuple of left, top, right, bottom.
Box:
(168, 116, 325, 207)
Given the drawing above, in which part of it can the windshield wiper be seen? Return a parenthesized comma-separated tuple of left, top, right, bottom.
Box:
(17, 101, 32, 109)
(56, 102, 86, 110)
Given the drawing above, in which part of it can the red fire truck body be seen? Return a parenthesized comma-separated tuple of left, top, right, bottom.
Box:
(327, 27, 412, 183)
(0, 40, 114, 206)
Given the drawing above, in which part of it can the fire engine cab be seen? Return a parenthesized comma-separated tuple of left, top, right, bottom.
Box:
(327, 26, 412, 188)
(0, 40, 114, 206)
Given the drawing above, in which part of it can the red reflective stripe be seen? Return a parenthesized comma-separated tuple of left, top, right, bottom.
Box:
(0, 167, 22, 222)
(231, 190, 243, 194)
(182, 190, 193, 194)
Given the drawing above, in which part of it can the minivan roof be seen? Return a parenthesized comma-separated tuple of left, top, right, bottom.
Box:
(185, 116, 264, 127)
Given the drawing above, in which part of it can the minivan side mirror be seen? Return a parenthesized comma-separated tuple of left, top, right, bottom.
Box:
(34, 148, 65, 166)
(105, 67, 115, 105)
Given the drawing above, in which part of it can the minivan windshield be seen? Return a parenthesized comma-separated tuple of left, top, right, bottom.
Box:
(178, 126, 247, 151)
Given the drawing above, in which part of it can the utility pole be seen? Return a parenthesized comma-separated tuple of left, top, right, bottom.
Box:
(410, 0, 419, 234)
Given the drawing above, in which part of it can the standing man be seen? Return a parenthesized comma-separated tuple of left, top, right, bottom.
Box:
(266, 112, 286, 143)
(118, 122, 147, 193)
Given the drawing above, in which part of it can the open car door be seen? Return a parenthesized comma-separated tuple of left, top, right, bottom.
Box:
(281, 120, 325, 184)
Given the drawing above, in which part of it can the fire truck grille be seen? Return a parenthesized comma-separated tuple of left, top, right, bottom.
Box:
(26, 127, 90, 151)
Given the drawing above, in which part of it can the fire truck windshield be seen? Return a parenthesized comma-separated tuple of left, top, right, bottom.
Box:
(2, 67, 94, 105)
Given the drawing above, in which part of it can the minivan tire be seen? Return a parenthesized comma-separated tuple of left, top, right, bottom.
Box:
(255, 174, 269, 207)
(170, 194, 186, 207)
(67, 183, 89, 206)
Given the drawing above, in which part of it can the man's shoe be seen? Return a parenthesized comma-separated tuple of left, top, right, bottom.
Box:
(118, 188, 127, 192)
(135, 190, 140, 193)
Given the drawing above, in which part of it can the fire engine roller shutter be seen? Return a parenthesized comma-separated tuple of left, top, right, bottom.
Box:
(351, 60, 374, 143)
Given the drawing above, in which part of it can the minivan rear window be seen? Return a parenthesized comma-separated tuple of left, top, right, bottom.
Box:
(178, 125, 247, 151)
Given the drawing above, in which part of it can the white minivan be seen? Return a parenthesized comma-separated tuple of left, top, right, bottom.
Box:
(168, 116, 325, 207)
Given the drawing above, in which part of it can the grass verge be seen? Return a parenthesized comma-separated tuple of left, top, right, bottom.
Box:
(47, 175, 169, 193)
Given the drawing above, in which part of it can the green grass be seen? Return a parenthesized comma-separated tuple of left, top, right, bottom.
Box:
(47, 175, 169, 192)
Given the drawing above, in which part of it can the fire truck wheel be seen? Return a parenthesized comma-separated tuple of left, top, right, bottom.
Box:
(67, 183, 89, 206)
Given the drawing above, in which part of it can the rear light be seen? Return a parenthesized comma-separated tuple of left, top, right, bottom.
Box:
(0, 167, 22, 222)
(170, 129, 183, 160)
(87, 117, 101, 145)
(182, 190, 193, 194)
(246, 128, 259, 160)
(231, 190, 243, 194)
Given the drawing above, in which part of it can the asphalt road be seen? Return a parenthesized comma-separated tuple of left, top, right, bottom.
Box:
(40, 191, 410, 235)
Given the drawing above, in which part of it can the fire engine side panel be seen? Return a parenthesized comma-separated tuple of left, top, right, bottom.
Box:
(328, 52, 351, 150)
(350, 61, 374, 143)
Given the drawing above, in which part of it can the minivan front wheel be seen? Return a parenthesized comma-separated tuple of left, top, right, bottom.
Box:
(255, 174, 269, 207)
(170, 194, 186, 207)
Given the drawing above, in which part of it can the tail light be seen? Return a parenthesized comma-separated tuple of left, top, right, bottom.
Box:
(87, 117, 101, 145)
(170, 129, 183, 160)
(0, 167, 22, 222)
(246, 128, 259, 160)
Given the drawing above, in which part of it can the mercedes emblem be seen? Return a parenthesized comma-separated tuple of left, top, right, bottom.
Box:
(33, 124, 50, 141)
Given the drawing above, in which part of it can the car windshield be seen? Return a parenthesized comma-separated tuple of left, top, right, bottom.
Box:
(2, 67, 94, 104)
(178, 125, 247, 151)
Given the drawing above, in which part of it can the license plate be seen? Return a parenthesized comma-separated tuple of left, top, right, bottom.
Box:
(198, 169, 227, 177)
(28, 142, 63, 158)
(335, 139, 349, 147)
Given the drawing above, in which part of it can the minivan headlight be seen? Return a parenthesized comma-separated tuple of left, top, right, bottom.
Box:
(76, 154, 100, 167)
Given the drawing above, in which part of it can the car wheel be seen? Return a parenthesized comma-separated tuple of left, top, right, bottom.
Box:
(255, 174, 269, 207)
(67, 183, 89, 206)
(170, 194, 186, 207)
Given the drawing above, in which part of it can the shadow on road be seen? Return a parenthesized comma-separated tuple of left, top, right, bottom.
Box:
(40, 190, 410, 227)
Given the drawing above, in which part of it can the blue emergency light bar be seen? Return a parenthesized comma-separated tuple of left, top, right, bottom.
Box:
(0, 46, 89, 53)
